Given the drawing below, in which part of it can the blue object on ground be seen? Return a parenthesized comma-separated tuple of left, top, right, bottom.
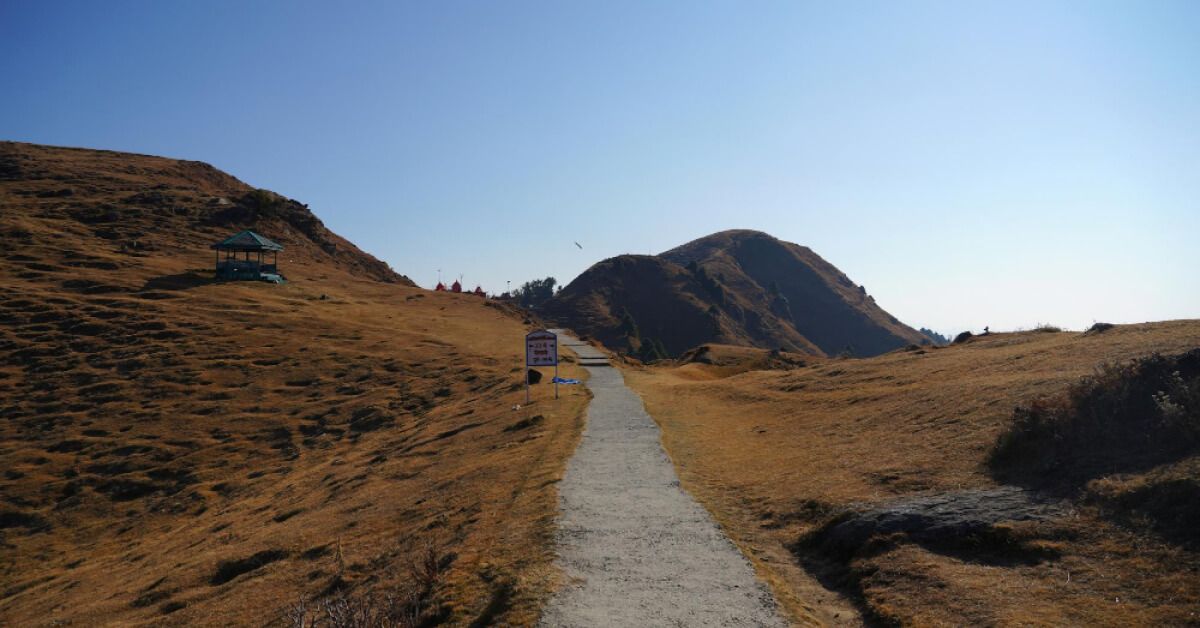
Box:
(552, 377, 581, 384)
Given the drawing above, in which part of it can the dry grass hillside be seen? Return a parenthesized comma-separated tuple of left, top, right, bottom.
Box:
(0, 142, 406, 285)
(627, 322, 1200, 626)
(0, 142, 588, 626)
(543, 230, 926, 360)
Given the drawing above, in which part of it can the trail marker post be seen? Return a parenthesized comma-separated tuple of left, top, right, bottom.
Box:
(525, 330, 559, 403)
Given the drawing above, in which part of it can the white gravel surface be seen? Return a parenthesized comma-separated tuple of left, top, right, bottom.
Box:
(540, 332, 786, 627)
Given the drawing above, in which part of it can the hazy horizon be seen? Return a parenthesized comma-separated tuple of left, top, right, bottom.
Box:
(2, 1, 1197, 335)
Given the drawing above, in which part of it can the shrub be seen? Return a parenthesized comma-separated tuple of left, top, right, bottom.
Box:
(693, 266, 726, 304)
(286, 543, 444, 628)
(918, 327, 950, 346)
(635, 337, 668, 362)
(513, 277, 557, 309)
(769, 293, 792, 321)
(245, 188, 288, 217)
(952, 331, 973, 344)
(989, 349, 1200, 490)
(286, 588, 422, 628)
(618, 307, 640, 342)
(1034, 323, 1063, 333)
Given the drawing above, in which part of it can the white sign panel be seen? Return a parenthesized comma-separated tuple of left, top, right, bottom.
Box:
(526, 330, 558, 366)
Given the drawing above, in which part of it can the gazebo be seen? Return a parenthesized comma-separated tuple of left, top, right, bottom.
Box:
(211, 230, 285, 283)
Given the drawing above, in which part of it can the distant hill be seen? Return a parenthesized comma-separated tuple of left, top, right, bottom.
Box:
(543, 229, 925, 358)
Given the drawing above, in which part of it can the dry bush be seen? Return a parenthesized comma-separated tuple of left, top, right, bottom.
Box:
(285, 543, 444, 628)
(285, 588, 423, 628)
(989, 349, 1200, 489)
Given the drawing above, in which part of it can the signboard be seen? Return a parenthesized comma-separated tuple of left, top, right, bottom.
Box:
(525, 330, 560, 403)
(526, 330, 558, 366)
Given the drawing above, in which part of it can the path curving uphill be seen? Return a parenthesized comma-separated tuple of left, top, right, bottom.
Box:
(541, 331, 785, 626)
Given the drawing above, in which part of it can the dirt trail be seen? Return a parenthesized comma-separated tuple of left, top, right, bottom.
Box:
(540, 332, 785, 626)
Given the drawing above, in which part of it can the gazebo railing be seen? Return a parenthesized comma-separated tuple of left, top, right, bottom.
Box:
(216, 260, 279, 277)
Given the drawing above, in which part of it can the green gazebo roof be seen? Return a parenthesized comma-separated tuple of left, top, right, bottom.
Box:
(211, 230, 284, 252)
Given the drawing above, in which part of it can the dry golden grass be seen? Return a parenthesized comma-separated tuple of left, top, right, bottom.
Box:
(0, 142, 588, 626)
(627, 323, 1200, 626)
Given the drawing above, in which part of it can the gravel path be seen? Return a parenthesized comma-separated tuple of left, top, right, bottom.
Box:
(540, 332, 785, 627)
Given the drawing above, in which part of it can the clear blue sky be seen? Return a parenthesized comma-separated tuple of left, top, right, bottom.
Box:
(3, 1, 1197, 335)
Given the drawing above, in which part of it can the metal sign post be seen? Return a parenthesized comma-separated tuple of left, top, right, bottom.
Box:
(525, 330, 559, 403)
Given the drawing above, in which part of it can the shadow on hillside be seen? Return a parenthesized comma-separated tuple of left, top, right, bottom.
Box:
(787, 488, 1069, 626)
(139, 271, 211, 292)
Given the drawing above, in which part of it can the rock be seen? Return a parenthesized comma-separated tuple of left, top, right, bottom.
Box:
(527, 369, 543, 385)
(807, 487, 1065, 559)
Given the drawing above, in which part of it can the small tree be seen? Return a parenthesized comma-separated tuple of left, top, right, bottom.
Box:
(618, 307, 640, 342)
(769, 290, 792, 321)
(514, 277, 557, 308)
(636, 336, 668, 362)
(694, 267, 726, 305)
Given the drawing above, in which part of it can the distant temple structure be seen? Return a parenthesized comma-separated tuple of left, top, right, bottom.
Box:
(433, 277, 486, 297)
(211, 230, 285, 283)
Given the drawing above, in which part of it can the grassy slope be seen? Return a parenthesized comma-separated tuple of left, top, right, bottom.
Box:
(0, 142, 587, 625)
(627, 322, 1200, 626)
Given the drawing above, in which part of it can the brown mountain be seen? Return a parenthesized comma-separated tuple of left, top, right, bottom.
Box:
(543, 229, 926, 358)
(0, 142, 587, 625)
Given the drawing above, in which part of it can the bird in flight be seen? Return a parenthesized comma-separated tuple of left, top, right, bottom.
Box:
(574, 241, 583, 249)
